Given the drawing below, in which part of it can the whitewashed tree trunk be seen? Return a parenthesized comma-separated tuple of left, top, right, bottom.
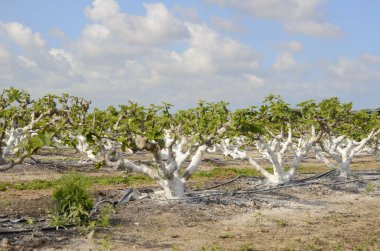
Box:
(225, 126, 321, 185)
(364, 139, 380, 160)
(319, 129, 380, 177)
(105, 138, 208, 199)
(160, 175, 186, 199)
(75, 135, 126, 163)
(76, 135, 102, 162)
(217, 138, 247, 160)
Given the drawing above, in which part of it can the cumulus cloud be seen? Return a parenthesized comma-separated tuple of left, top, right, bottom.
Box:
(244, 74, 265, 88)
(0, 0, 265, 107)
(285, 21, 341, 38)
(173, 5, 201, 23)
(210, 16, 245, 33)
(84, 1, 188, 46)
(0, 0, 379, 109)
(204, 0, 342, 38)
(285, 41, 303, 52)
(273, 41, 303, 71)
(274, 52, 298, 71)
(205, 0, 321, 21)
(327, 57, 377, 84)
(0, 22, 46, 51)
(0, 44, 11, 59)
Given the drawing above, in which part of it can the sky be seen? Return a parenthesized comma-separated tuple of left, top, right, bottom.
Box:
(0, 0, 379, 109)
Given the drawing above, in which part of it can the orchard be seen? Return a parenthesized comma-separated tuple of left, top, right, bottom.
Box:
(1, 87, 380, 250)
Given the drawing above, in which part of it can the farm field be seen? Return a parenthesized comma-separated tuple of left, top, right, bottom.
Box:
(1, 149, 379, 251)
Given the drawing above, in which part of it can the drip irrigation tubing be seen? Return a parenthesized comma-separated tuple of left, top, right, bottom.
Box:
(192, 170, 335, 192)
(292, 170, 336, 183)
(192, 175, 245, 191)
(0, 225, 75, 235)
(184, 176, 380, 200)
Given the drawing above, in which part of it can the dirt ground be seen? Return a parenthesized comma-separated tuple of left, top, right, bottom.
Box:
(0, 151, 380, 251)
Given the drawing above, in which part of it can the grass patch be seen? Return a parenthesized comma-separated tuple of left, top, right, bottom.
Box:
(13, 179, 56, 190)
(193, 167, 260, 178)
(0, 173, 153, 192)
(0, 180, 56, 191)
(0, 183, 7, 191)
(0, 165, 337, 192)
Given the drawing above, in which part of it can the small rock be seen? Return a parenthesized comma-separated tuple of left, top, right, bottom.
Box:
(57, 237, 69, 242)
(1, 238, 9, 248)
(186, 222, 196, 227)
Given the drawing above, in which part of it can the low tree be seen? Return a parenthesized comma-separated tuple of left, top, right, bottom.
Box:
(313, 99, 380, 177)
(0, 88, 59, 171)
(80, 101, 230, 199)
(225, 95, 324, 185)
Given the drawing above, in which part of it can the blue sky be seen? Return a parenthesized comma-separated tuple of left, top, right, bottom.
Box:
(1, 0, 379, 109)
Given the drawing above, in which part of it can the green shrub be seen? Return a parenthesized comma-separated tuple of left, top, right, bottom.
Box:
(49, 173, 93, 226)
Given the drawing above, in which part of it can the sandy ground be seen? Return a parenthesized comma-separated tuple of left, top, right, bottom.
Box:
(0, 151, 380, 251)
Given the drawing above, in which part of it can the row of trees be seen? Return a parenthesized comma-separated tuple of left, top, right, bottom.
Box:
(1, 88, 379, 198)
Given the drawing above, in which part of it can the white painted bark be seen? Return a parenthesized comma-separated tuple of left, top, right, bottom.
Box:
(364, 143, 380, 160)
(160, 174, 186, 199)
(76, 135, 103, 162)
(314, 146, 335, 170)
(228, 126, 321, 185)
(182, 145, 208, 180)
(319, 129, 380, 177)
(103, 134, 208, 199)
(218, 138, 247, 160)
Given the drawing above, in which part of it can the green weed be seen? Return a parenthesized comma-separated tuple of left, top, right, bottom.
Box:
(49, 173, 93, 227)
(240, 242, 255, 251)
(96, 204, 115, 228)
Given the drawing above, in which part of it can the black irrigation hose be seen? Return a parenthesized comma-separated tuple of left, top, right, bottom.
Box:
(324, 177, 380, 186)
(192, 175, 245, 191)
(353, 171, 380, 176)
(0, 224, 76, 235)
(191, 170, 335, 193)
(185, 176, 380, 199)
(292, 170, 336, 183)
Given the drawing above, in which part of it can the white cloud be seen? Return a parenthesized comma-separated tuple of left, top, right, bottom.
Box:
(74, 1, 190, 64)
(273, 41, 303, 71)
(361, 54, 380, 64)
(204, 0, 342, 38)
(244, 74, 265, 88)
(84, 1, 188, 46)
(0, 44, 11, 59)
(328, 58, 371, 82)
(173, 5, 200, 23)
(286, 41, 303, 53)
(210, 16, 245, 33)
(1, 0, 379, 109)
(84, 0, 120, 21)
(0, 1, 264, 107)
(18, 56, 37, 68)
(0, 22, 46, 51)
(274, 52, 298, 71)
(205, 0, 322, 21)
(285, 21, 341, 38)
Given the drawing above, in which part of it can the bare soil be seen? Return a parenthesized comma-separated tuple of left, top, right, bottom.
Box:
(0, 151, 380, 251)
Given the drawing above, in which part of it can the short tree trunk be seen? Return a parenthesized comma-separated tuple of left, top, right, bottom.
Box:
(161, 175, 186, 199)
(337, 161, 351, 178)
